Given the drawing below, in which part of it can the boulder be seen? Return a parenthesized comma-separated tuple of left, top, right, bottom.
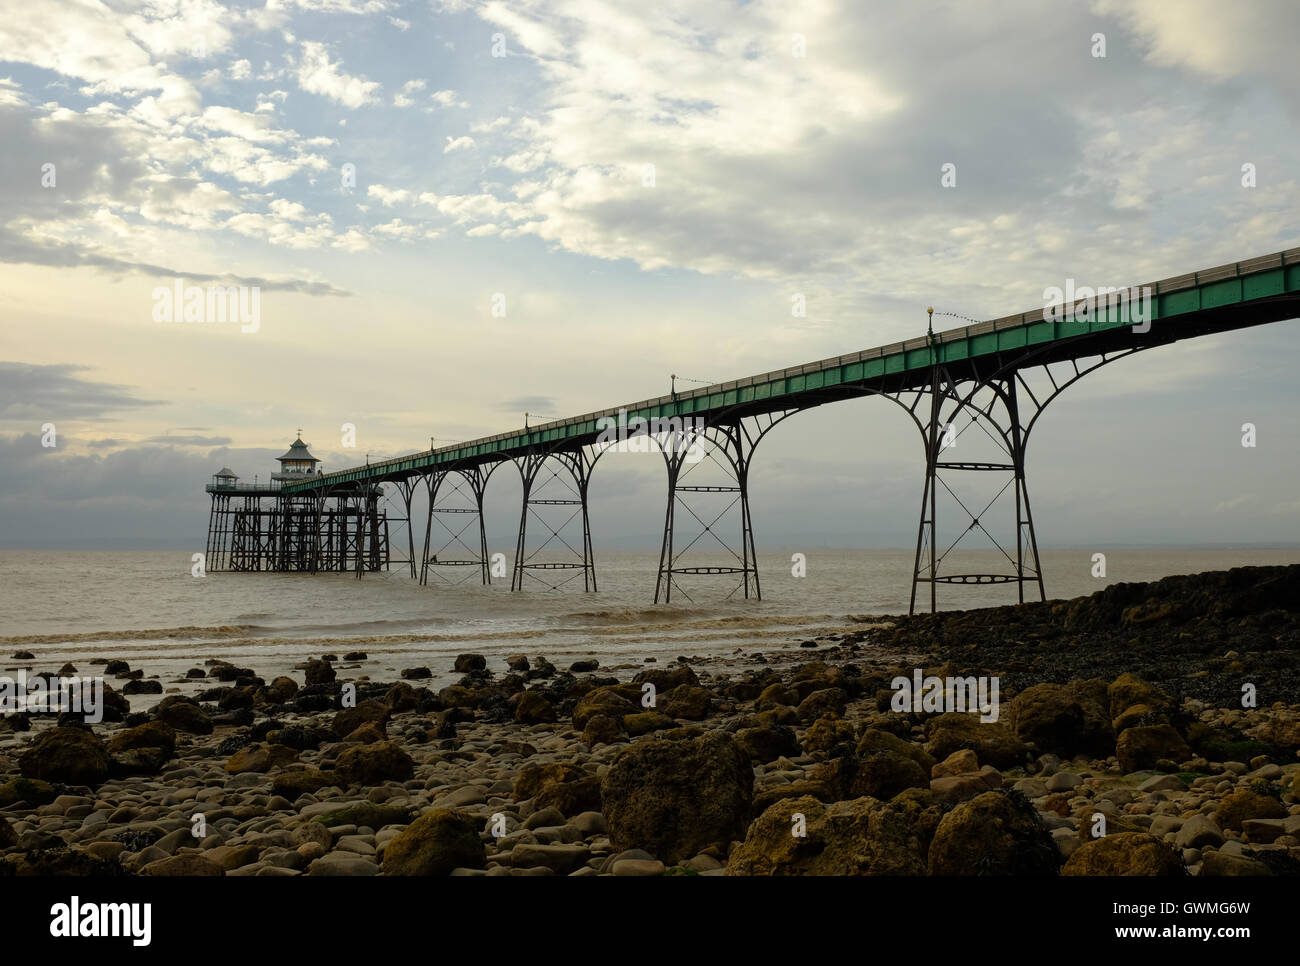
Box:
(1248, 712, 1300, 752)
(1108, 673, 1173, 721)
(271, 768, 334, 798)
(662, 685, 712, 720)
(572, 687, 638, 730)
(924, 714, 1029, 770)
(1116, 725, 1191, 773)
(331, 699, 390, 739)
(382, 809, 485, 875)
(453, 654, 487, 673)
(514, 762, 585, 801)
(437, 686, 478, 709)
(536, 777, 602, 817)
(333, 741, 414, 786)
(727, 795, 926, 876)
(106, 720, 176, 757)
(342, 722, 386, 744)
(1174, 815, 1225, 850)
(154, 697, 213, 735)
(303, 659, 335, 686)
(927, 790, 1059, 875)
(317, 802, 414, 828)
(1061, 832, 1184, 876)
(1200, 851, 1273, 876)
(858, 729, 936, 773)
(736, 724, 801, 762)
(930, 767, 1003, 804)
(622, 712, 676, 736)
(801, 715, 855, 754)
(385, 681, 421, 712)
(1008, 679, 1114, 757)
(931, 749, 979, 779)
(18, 727, 111, 785)
(140, 853, 226, 876)
(849, 751, 928, 800)
(224, 742, 299, 775)
(514, 690, 557, 725)
(513, 761, 601, 814)
(795, 688, 848, 723)
(0, 777, 57, 807)
(1241, 816, 1300, 844)
(755, 683, 799, 710)
(581, 714, 624, 746)
(122, 679, 163, 695)
(112, 746, 173, 775)
(1113, 703, 1167, 734)
(509, 843, 589, 874)
(632, 664, 699, 692)
(1213, 789, 1287, 831)
(602, 731, 753, 864)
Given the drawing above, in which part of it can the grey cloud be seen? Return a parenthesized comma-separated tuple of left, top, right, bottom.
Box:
(143, 435, 233, 445)
(0, 103, 353, 297)
(0, 363, 162, 421)
(0, 234, 354, 297)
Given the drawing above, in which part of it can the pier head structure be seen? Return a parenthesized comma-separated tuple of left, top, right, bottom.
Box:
(204, 434, 393, 573)
(206, 249, 1300, 611)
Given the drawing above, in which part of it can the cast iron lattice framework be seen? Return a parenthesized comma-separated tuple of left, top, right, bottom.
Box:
(511, 446, 598, 592)
(654, 413, 793, 603)
(203, 486, 391, 574)
(212, 248, 1300, 609)
(419, 465, 495, 586)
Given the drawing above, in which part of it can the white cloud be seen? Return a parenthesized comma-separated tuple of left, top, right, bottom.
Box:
(0, 77, 25, 107)
(1093, 0, 1299, 85)
(295, 41, 380, 108)
(373, 218, 419, 239)
(473, 116, 511, 133)
(393, 79, 426, 108)
(0, 0, 202, 117)
(430, 89, 466, 108)
(443, 134, 474, 153)
(368, 184, 411, 206)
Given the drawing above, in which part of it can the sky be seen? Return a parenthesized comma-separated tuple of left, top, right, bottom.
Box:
(0, 0, 1298, 553)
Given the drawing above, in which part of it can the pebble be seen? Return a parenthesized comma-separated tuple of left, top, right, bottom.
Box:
(306, 852, 379, 876)
(612, 859, 665, 876)
(1046, 772, 1082, 792)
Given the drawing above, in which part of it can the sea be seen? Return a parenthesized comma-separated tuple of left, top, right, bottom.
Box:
(2, 549, 1297, 695)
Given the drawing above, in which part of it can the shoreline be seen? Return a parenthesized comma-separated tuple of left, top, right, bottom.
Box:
(2, 564, 1298, 876)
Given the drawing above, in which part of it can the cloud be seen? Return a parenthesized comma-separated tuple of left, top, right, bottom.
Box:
(0, 97, 357, 285)
(368, 184, 411, 206)
(1093, 0, 1300, 95)
(443, 134, 474, 153)
(0, 363, 162, 421)
(0, 436, 282, 549)
(295, 41, 381, 108)
(0, 0, 203, 118)
(393, 79, 426, 107)
(391, 0, 1300, 321)
(430, 89, 466, 108)
(143, 434, 233, 445)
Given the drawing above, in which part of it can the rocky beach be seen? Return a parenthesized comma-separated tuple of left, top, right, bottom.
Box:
(2, 564, 1298, 877)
